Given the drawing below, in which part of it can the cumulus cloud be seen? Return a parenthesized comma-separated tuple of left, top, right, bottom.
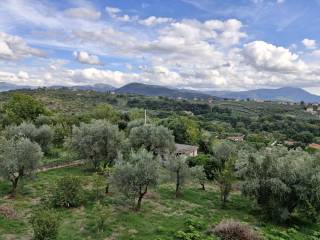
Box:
(105, 6, 134, 22)
(139, 16, 173, 26)
(18, 71, 29, 79)
(64, 7, 101, 21)
(243, 41, 307, 72)
(69, 68, 138, 86)
(302, 38, 317, 49)
(73, 51, 102, 65)
(311, 50, 320, 57)
(0, 32, 45, 60)
(1, 1, 320, 93)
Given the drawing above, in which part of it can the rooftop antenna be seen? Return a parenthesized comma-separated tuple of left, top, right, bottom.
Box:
(144, 109, 147, 125)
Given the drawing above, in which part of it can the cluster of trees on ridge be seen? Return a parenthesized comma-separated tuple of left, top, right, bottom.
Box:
(0, 92, 320, 239)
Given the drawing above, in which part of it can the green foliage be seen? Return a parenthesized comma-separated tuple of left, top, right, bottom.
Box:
(89, 202, 110, 232)
(3, 93, 47, 124)
(167, 155, 189, 197)
(30, 208, 60, 240)
(92, 104, 120, 123)
(92, 172, 105, 200)
(190, 166, 207, 190)
(241, 147, 320, 222)
(187, 154, 211, 168)
(204, 142, 236, 181)
(69, 119, 124, 169)
(163, 116, 201, 145)
(0, 137, 43, 195)
(129, 124, 175, 158)
(175, 218, 212, 240)
(5, 122, 54, 153)
(112, 148, 159, 210)
(51, 175, 84, 208)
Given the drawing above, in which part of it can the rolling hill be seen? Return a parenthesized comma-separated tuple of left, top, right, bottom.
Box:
(205, 87, 320, 103)
(1, 81, 319, 103)
(116, 82, 213, 100)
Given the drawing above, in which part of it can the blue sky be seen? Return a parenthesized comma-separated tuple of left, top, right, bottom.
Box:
(0, 0, 320, 94)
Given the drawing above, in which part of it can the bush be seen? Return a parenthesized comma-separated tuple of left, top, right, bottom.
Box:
(89, 202, 109, 232)
(51, 175, 84, 208)
(212, 219, 262, 240)
(31, 209, 60, 240)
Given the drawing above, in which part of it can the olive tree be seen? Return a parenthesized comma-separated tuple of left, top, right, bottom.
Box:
(206, 142, 237, 207)
(241, 147, 320, 221)
(3, 93, 47, 124)
(167, 155, 189, 197)
(0, 137, 43, 196)
(129, 124, 175, 159)
(191, 165, 207, 190)
(69, 120, 124, 169)
(5, 122, 54, 153)
(112, 148, 159, 210)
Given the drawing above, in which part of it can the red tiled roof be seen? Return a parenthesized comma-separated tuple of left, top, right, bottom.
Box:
(309, 143, 320, 149)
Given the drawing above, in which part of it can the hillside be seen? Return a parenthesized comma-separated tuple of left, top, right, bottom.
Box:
(0, 82, 34, 92)
(116, 82, 213, 100)
(205, 87, 320, 103)
(50, 83, 115, 92)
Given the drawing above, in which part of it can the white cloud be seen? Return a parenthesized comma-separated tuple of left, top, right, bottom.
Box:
(0, 32, 45, 60)
(18, 71, 29, 79)
(69, 68, 138, 86)
(73, 51, 102, 65)
(139, 16, 173, 26)
(105, 6, 121, 17)
(311, 50, 320, 57)
(243, 41, 307, 72)
(277, 0, 285, 3)
(0, 1, 320, 93)
(64, 7, 101, 21)
(302, 38, 317, 49)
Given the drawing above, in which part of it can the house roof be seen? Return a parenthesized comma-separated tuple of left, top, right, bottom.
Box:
(309, 143, 320, 149)
(175, 143, 198, 154)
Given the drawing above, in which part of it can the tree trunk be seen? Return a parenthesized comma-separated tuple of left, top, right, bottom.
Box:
(10, 177, 19, 197)
(175, 170, 180, 197)
(135, 185, 148, 211)
(136, 195, 143, 211)
(201, 183, 205, 191)
(105, 183, 109, 194)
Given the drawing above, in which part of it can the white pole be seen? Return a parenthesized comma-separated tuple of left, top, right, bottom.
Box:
(144, 109, 147, 125)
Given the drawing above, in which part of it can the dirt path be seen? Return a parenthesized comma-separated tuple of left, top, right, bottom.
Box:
(36, 160, 86, 173)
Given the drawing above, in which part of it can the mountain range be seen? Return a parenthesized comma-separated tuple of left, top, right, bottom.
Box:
(1, 81, 320, 103)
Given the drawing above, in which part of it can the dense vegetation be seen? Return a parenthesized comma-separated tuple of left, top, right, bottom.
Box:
(0, 88, 320, 239)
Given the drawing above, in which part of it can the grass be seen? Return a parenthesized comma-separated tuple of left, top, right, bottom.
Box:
(0, 166, 320, 240)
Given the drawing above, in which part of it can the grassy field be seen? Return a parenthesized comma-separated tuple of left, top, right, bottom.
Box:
(1, 165, 320, 240)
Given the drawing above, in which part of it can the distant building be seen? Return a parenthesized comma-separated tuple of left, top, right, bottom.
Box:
(226, 135, 245, 142)
(284, 140, 298, 146)
(175, 144, 198, 157)
(308, 143, 320, 150)
(306, 104, 319, 115)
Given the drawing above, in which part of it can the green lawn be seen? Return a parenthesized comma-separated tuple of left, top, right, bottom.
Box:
(0, 166, 319, 240)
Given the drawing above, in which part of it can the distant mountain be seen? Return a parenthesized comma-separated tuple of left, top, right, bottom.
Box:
(0, 82, 33, 92)
(50, 83, 115, 92)
(1, 81, 319, 103)
(116, 82, 213, 100)
(205, 87, 320, 103)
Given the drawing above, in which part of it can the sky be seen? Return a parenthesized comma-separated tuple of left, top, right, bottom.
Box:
(1, 0, 320, 94)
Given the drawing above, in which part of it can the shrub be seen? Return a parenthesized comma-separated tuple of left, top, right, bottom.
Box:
(51, 175, 84, 208)
(212, 219, 262, 240)
(90, 202, 109, 232)
(31, 209, 60, 240)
